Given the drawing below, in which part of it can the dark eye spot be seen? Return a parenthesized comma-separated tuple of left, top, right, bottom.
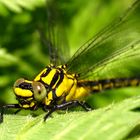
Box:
(38, 90, 41, 94)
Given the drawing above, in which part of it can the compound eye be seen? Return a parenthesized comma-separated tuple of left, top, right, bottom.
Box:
(14, 78, 25, 87)
(32, 81, 46, 102)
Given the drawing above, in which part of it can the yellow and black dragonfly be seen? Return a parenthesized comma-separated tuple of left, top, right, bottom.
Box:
(0, 0, 140, 122)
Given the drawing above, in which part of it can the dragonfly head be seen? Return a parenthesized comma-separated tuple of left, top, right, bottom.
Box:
(13, 78, 47, 109)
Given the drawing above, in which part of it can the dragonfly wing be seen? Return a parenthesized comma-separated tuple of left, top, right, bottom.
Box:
(38, 0, 70, 65)
(66, 0, 140, 80)
(80, 41, 140, 80)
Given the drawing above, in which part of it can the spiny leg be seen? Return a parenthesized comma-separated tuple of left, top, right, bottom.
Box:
(44, 100, 92, 121)
(80, 102, 92, 111)
(0, 104, 21, 123)
(43, 108, 56, 121)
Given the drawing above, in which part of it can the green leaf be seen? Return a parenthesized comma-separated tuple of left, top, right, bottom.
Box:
(0, 48, 18, 66)
(0, 0, 45, 13)
(1, 96, 140, 140)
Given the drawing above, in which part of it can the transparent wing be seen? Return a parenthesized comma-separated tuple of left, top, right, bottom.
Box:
(66, 0, 140, 80)
(80, 41, 140, 80)
(38, 0, 70, 65)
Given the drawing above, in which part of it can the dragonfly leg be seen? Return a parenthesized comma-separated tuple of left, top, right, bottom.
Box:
(0, 104, 21, 123)
(43, 100, 92, 121)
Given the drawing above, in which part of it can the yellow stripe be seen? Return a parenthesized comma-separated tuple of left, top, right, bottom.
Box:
(30, 102, 35, 107)
(14, 88, 33, 97)
(56, 75, 75, 97)
(66, 79, 77, 101)
(34, 69, 46, 81)
(41, 69, 56, 85)
(92, 85, 100, 91)
(44, 97, 51, 105)
(55, 75, 67, 97)
(130, 79, 139, 86)
(23, 104, 30, 108)
(24, 80, 32, 83)
(103, 83, 113, 89)
(70, 86, 90, 101)
(48, 91, 53, 100)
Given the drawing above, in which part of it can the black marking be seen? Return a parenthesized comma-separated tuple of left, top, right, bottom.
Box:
(78, 80, 99, 87)
(51, 89, 58, 99)
(18, 82, 32, 90)
(38, 79, 49, 88)
(50, 71, 59, 87)
(78, 78, 140, 92)
(41, 67, 51, 77)
(16, 95, 33, 99)
(55, 69, 64, 88)
(59, 65, 67, 69)
(0, 104, 21, 123)
(16, 96, 34, 106)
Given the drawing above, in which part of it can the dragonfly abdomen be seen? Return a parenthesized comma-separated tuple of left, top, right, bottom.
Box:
(77, 78, 140, 93)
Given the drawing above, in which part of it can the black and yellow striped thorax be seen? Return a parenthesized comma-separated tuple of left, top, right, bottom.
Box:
(34, 64, 79, 105)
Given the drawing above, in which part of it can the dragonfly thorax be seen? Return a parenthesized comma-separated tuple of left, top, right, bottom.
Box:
(34, 64, 78, 106)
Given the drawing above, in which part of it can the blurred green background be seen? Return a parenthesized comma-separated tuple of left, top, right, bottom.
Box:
(0, 0, 139, 108)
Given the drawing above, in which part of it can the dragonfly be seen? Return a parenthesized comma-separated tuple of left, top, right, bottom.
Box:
(0, 0, 140, 122)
